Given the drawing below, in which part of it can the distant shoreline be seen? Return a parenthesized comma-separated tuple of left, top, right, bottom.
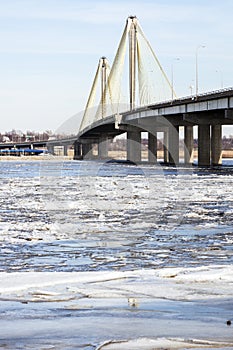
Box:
(0, 149, 233, 161)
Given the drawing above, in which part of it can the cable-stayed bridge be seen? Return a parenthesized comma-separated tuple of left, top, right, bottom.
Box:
(40, 17, 233, 165)
(1, 16, 230, 166)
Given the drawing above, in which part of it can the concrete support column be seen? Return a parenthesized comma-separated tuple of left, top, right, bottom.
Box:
(163, 131, 169, 163)
(98, 136, 109, 159)
(82, 143, 93, 159)
(198, 124, 210, 166)
(184, 125, 194, 165)
(168, 126, 179, 165)
(211, 125, 222, 165)
(148, 132, 157, 163)
(63, 145, 68, 156)
(73, 142, 82, 160)
(47, 145, 54, 155)
(127, 130, 141, 162)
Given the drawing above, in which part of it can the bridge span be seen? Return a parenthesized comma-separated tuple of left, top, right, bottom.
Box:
(70, 17, 233, 167)
(46, 88, 233, 166)
(7, 16, 232, 167)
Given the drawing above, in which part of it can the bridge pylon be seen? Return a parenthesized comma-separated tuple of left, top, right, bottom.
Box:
(100, 56, 108, 119)
(128, 16, 137, 111)
(79, 56, 111, 132)
(79, 16, 176, 133)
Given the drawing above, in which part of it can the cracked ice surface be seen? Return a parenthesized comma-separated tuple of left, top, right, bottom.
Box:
(0, 159, 233, 348)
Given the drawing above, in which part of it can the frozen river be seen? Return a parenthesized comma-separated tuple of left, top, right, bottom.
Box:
(0, 159, 233, 349)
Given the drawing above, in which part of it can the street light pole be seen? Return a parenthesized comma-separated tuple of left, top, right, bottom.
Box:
(171, 58, 180, 100)
(189, 85, 194, 96)
(195, 45, 205, 98)
(216, 70, 223, 89)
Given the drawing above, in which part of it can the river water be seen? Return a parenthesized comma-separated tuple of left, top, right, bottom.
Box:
(0, 158, 233, 349)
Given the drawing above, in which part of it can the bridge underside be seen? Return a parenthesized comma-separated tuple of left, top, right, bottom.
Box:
(73, 106, 233, 166)
(73, 123, 125, 160)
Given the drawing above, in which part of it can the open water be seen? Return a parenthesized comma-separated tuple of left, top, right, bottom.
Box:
(0, 159, 233, 349)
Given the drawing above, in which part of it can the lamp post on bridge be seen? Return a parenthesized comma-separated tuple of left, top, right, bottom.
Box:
(171, 57, 180, 100)
(189, 84, 194, 97)
(195, 45, 205, 98)
(215, 69, 223, 89)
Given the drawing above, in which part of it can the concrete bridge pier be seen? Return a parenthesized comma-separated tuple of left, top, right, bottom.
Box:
(47, 145, 54, 155)
(168, 126, 179, 165)
(198, 124, 211, 166)
(63, 145, 68, 156)
(198, 124, 222, 166)
(98, 136, 109, 159)
(82, 143, 93, 159)
(211, 125, 222, 165)
(184, 126, 194, 165)
(148, 132, 157, 163)
(163, 131, 169, 163)
(127, 130, 141, 163)
(74, 142, 82, 160)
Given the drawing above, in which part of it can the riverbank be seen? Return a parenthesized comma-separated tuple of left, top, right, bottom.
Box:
(0, 149, 233, 161)
(0, 155, 74, 161)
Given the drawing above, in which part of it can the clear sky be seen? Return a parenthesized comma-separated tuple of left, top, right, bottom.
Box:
(0, 0, 232, 135)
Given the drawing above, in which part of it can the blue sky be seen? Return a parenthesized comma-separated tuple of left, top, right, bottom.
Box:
(0, 0, 232, 134)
